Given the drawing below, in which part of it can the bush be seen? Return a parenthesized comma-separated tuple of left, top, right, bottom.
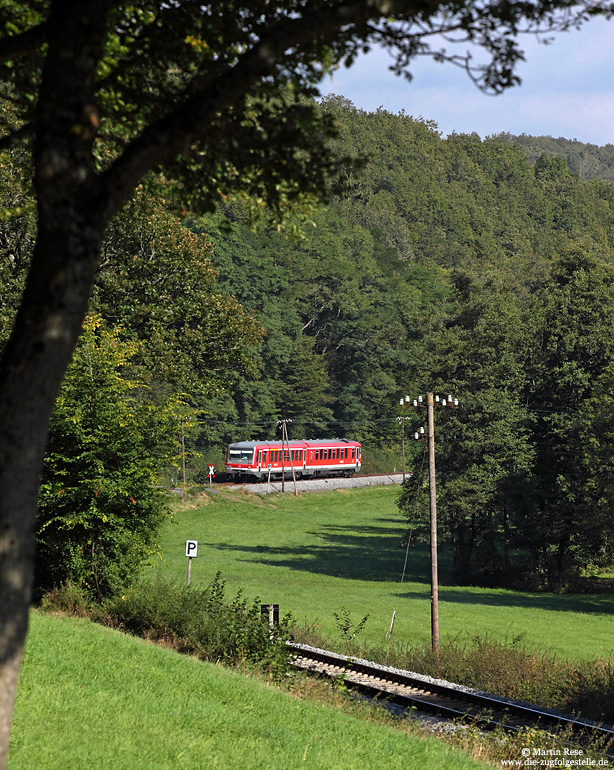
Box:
(103, 573, 293, 678)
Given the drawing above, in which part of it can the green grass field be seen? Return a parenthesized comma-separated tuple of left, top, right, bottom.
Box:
(156, 486, 614, 661)
(9, 612, 488, 770)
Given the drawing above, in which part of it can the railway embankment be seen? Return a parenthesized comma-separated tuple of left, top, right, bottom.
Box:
(227, 473, 405, 494)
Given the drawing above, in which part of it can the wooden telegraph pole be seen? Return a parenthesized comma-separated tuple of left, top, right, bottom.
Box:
(398, 395, 411, 481)
(278, 418, 298, 496)
(410, 392, 458, 656)
(426, 392, 439, 655)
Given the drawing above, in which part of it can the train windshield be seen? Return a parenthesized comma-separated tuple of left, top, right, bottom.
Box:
(228, 447, 254, 463)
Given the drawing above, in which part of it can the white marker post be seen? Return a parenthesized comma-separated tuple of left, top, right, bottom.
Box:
(185, 539, 198, 587)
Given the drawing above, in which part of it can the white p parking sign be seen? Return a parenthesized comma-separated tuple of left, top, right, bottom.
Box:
(185, 540, 198, 586)
(185, 540, 198, 558)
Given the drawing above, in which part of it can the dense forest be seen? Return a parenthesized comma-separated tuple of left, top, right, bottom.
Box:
(2, 97, 613, 591)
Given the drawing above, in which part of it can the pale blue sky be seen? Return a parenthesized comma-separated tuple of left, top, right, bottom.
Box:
(321, 16, 613, 146)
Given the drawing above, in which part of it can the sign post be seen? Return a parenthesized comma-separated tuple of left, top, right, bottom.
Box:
(261, 603, 279, 637)
(208, 463, 215, 488)
(185, 539, 198, 586)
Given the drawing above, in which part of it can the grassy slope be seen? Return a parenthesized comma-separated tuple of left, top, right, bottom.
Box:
(9, 612, 487, 770)
(156, 487, 614, 661)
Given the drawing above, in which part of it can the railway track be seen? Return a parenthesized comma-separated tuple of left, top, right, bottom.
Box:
(288, 642, 614, 757)
(213, 472, 403, 488)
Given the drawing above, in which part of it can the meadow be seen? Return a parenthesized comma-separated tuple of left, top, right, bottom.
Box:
(9, 612, 488, 770)
(156, 486, 614, 662)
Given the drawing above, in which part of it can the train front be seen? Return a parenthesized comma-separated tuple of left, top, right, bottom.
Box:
(225, 441, 258, 481)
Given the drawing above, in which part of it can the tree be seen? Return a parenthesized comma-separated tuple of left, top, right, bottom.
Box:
(524, 245, 614, 584)
(398, 271, 535, 584)
(0, 1, 610, 762)
(36, 315, 188, 600)
(94, 184, 264, 401)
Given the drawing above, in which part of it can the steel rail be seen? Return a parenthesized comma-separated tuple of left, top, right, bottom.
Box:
(287, 643, 614, 757)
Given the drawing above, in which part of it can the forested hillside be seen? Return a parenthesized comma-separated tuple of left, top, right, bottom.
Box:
(2, 97, 613, 590)
(189, 98, 613, 442)
(500, 133, 614, 182)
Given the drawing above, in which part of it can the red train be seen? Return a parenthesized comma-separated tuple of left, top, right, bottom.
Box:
(225, 439, 361, 482)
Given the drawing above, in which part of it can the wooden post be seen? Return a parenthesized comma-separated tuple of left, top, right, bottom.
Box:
(401, 415, 406, 481)
(281, 419, 298, 496)
(186, 557, 193, 587)
(426, 392, 439, 655)
(181, 423, 186, 500)
(281, 420, 285, 493)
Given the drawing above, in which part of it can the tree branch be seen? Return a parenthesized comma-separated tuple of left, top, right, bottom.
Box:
(0, 123, 34, 151)
(0, 22, 48, 64)
(98, 0, 435, 209)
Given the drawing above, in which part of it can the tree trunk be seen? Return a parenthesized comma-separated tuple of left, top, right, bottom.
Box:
(0, 5, 115, 762)
(0, 203, 108, 765)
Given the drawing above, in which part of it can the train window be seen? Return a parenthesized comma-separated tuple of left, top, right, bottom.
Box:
(310, 450, 313, 461)
(228, 447, 254, 463)
(351, 448, 355, 459)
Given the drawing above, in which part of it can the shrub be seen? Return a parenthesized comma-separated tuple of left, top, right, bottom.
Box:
(103, 573, 293, 678)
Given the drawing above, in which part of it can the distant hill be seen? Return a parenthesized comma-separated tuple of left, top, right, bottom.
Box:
(497, 133, 614, 182)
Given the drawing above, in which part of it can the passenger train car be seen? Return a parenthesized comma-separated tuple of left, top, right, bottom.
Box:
(226, 439, 361, 482)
